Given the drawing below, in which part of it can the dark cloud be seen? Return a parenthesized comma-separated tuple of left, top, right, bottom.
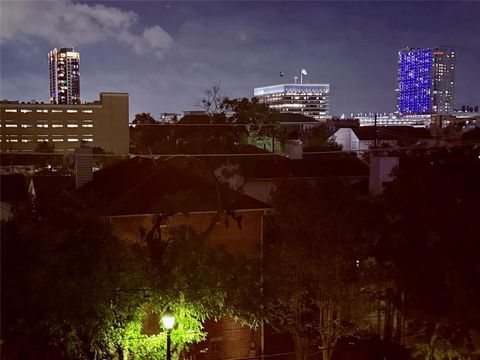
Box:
(1, 1, 479, 119)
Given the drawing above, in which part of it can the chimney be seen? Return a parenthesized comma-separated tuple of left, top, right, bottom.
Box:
(75, 146, 93, 188)
(284, 139, 303, 159)
(369, 156, 399, 195)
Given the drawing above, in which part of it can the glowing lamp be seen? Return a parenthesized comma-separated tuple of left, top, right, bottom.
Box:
(162, 309, 175, 330)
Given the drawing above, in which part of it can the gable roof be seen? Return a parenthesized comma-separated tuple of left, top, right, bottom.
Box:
(29, 175, 75, 200)
(177, 114, 212, 124)
(277, 113, 319, 123)
(78, 156, 270, 217)
(348, 126, 432, 141)
(248, 153, 369, 179)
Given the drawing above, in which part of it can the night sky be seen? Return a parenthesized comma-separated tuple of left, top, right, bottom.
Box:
(1, 1, 479, 119)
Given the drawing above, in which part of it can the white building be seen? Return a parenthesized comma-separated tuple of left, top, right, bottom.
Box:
(254, 83, 330, 120)
(330, 127, 397, 151)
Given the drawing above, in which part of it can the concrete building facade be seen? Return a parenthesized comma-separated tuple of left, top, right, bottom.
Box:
(0, 92, 129, 154)
(254, 83, 330, 120)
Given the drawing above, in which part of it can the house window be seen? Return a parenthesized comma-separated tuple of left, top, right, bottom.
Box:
(210, 337, 222, 352)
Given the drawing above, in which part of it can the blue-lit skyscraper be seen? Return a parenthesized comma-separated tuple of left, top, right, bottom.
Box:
(397, 47, 455, 115)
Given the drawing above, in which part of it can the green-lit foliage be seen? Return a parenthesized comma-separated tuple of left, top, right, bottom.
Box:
(2, 202, 261, 359)
(121, 306, 205, 360)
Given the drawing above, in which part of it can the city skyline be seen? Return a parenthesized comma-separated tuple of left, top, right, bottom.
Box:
(1, 1, 479, 120)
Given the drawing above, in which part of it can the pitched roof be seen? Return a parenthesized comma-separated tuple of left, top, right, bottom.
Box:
(248, 153, 369, 179)
(277, 113, 319, 123)
(350, 126, 432, 141)
(177, 114, 212, 124)
(29, 175, 75, 201)
(78, 156, 270, 217)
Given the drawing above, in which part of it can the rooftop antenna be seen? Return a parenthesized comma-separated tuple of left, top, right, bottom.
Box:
(300, 68, 308, 84)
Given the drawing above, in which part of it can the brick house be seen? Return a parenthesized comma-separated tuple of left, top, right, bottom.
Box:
(78, 156, 270, 360)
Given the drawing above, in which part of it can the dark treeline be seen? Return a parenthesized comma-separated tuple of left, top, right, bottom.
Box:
(2, 145, 480, 359)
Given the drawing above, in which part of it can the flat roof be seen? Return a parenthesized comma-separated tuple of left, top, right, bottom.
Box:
(1, 92, 128, 106)
(254, 83, 330, 96)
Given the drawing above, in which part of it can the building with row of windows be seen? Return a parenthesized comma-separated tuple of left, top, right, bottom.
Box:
(49, 47, 81, 105)
(253, 83, 330, 120)
(0, 93, 129, 154)
(397, 47, 455, 115)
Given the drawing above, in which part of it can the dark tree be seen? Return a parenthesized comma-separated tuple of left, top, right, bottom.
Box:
(375, 148, 480, 358)
(264, 181, 379, 360)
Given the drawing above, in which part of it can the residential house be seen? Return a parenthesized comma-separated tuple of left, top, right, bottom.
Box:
(241, 153, 370, 203)
(77, 156, 270, 360)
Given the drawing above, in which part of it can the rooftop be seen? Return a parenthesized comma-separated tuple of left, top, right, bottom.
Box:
(78, 156, 270, 217)
(254, 83, 330, 96)
(1, 92, 128, 106)
(248, 153, 369, 180)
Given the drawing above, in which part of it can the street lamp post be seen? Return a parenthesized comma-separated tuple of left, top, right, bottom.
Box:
(162, 309, 175, 360)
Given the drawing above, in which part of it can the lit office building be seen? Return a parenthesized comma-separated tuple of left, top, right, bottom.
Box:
(49, 48, 80, 104)
(1, 93, 129, 154)
(397, 47, 455, 115)
(254, 83, 330, 120)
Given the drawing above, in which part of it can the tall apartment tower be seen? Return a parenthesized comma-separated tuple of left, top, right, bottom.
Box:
(48, 47, 80, 104)
(397, 47, 455, 115)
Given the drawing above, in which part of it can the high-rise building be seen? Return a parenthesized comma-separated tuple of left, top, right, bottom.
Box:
(397, 47, 455, 115)
(253, 83, 330, 120)
(49, 48, 80, 104)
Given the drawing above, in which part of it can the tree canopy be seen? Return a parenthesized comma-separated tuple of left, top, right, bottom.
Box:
(2, 199, 261, 359)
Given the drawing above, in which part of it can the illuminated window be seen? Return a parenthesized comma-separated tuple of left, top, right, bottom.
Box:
(21, 124, 33, 128)
(5, 109, 17, 113)
(67, 138, 78, 142)
(52, 109, 63, 113)
(52, 123, 63, 128)
(66, 109, 78, 113)
(20, 109, 33, 113)
(67, 123, 78, 128)
(36, 109, 49, 113)
(82, 110, 93, 113)
(5, 124, 18, 128)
